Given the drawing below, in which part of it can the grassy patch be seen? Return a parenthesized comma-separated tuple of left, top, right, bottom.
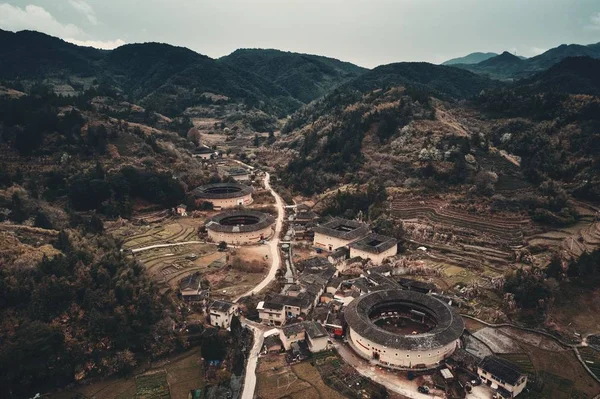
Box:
(135, 372, 170, 399)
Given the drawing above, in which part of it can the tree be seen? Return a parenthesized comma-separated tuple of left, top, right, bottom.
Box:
(473, 170, 498, 196)
(253, 134, 260, 147)
(218, 241, 228, 251)
(201, 332, 226, 361)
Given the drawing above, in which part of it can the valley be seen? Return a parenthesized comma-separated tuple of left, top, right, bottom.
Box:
(0, 25, 599, 399)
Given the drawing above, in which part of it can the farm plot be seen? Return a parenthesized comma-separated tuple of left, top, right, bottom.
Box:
(520, 342, 600, 398)
(110, 219, 201, 251)
(50, 349, 204, 399)
(578, 347, 600, 381)
(255, 354, 313, 399)
(134, 371, 170, 399)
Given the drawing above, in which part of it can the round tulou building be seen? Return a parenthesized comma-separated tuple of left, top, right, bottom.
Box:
(344, 289, 464, 370)
(192, 182, 253, 210)
(205, 210, 275, 245)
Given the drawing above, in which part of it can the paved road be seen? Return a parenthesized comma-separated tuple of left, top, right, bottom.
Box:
(234, 172, 284, 302)
(240, 321, 265, 399)
(238, 171, 285, 399)
(334, 342, 445, 399)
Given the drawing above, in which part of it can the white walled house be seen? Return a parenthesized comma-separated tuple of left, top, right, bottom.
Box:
(313, 218, 370, 251)
(208, 300, 238, 330)
(304, 321, 329, 353)
(349, 233, 398, 265)
(477, 356, 527, 398)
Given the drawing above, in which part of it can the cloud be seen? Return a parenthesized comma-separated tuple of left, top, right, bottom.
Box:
(586, 12, 600, 30)
(68, 0, 97, 25)
(0, 4, 82, 37)
(64, 37, 126, 50)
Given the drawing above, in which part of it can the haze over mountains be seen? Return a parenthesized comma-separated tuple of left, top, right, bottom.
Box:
(449, 42, 600, 80)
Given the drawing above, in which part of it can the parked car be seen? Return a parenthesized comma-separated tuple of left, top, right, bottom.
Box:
(417, 385, 430, 394)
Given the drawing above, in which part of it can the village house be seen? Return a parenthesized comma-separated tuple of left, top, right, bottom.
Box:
(280, 323, 306, 350)
(348, 233, 398, 265)
(313, 217, 370, 252)
(179, 273, 209, 303)
(208, 300, 239, 330)
(294, 204, 319, 225)
(279, 321, 330, 353)
(263, 335, 283, 353)
(477, 355, 528, 398)
(304, 321, 330, 352)
(192, 146, 217, 160)
(328, 246, 349, 265)
(176, 204, 188, 217)
(226, 167, 250, 182)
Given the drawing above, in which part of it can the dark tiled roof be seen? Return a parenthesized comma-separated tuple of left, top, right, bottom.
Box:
(227, 167, 249, 176)
(327, 277, 343, 289)
(451, 348, 481, 367)
(303, 321, 328, 339)
(366, 272, 400, 289)
(297, 256, 331, 270)
(344, 289, 464, 351)
(479, 356, 524, 386)
(194, 147, 215, 154)
(313, 218, 370, 241)
(193, 182, 253, 199)
(262, 301, 284, 311)
(264, 335, 282, 349)
(368, 264, 393, 275)
(398, 278, 436, 293)
(206, 210, 274, 233)
(180, 273, 202, 291)
(329, 247, 349, 259)
(210, 300, 235, 312)
(282, 322, 305, 337)
(349, 233, 398, 255)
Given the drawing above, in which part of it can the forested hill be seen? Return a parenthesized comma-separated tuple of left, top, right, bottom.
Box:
(345, 62, 500, 99)
(452, 41, 600, 80)
(218, 48, 367, 103)
(0, 30, 368, 117)
(279, 57, 600, 200)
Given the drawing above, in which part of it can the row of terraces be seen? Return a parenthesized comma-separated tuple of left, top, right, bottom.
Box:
(392, 200, 533, 248)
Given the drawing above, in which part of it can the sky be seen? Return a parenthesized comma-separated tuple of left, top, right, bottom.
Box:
(0, 0, 599, 68)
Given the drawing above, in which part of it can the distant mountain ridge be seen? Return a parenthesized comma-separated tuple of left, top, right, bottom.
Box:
(442, 52, 499, 65)
(452, 41, 600, 80)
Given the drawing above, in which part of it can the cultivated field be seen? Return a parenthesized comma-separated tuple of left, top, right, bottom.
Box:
(51, 348, 204, 399)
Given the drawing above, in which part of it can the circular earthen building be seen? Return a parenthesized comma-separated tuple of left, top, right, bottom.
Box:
(344, 289, 464, 370)
(193, 182, 253, 210)
(205, 210, 274, 245)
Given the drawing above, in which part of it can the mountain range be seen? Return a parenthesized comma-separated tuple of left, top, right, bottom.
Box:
(450, 42, 600, 80)
(2, 28, 600, 117)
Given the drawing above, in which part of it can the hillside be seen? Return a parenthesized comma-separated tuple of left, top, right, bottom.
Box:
(219, 48, 367, 104)
(517, 57, 600, 96)
(344, 62, 500, 99)
(453, 41, 600, 80)
(0, 30, 302, 117)
(442, 52, 498, 65)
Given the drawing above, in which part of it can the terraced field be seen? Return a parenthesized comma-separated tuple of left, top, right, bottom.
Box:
(579, 347, 600, 381)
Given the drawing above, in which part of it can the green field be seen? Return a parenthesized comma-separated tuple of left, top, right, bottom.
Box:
(135, 372, 170, 399)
